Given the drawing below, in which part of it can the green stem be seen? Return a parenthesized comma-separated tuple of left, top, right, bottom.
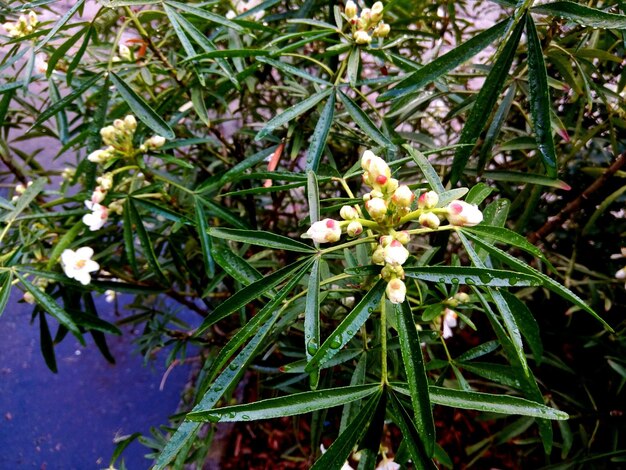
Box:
(318, 235, 377, 255)
(380, 297, 388, 384)
(399, 207, 449, 225)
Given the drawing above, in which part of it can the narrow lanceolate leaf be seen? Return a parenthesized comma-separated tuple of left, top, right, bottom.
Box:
(451, 16, 526, 185)
(395, 302, 435, 457)
(257, 56, 331, 85)
(33, 73, 103, 128)
(211, 244, 264, 287)
(163, 3, 196, 58)
(338, 90, 394, 149)
(379, 19, 509, 101)
(194, 201, 215, 279)
(0, 272, 13, 317)
(39, 312, 57, 373)
(155, 291, 286, 470)
(403, 144, 446, 194)
(388, 392, 436, 470)
(532, 1, 626, 29)
(305, 257, 321, 389)
(16, 272, 84, 344)
(305, 279, 386, 373)
(307, 171, 320, 225)
(195, 257, 314, 335)
(526, 15, 557, 177)
(127, 198, 168, 284)
(403, 266, 541, 287)
(206, 227, 317, 252)
(464, 231, 612, 331)
(255, 88, 332, 141)
(501, 291, 543, 363)
(428, 387, 568, 420)
(165, 0, 246, 32)
(464, 169, 571, 189)
(35, 0, 85, 50)
(187, 384, 381, 422)
(310, 391, 383, 470)
(109, 72, 175, 139)
(306, 92, 335, 172)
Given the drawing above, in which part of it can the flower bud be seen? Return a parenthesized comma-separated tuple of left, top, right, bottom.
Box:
(365, 197, 387, 220)
(392, 185, 415, 207)
(384, 240, 409, 265)
(616, 268, 626, 280)
(108, 199, 124, 215)
(418, 212, 440, 229)
(119, 44, 132, 61)
(145, 135, 166, 149)
(87, 149, 110, 163)
(96, 173, 113, 191)
(418, 190, 439, 209)
(100, 126, 117, 145)
(345, 0, 357, 19)
(395, 231, 410, 245)
(386, 278, 406, 304)
(124, 115, 137, 130)
(28, 11, 38, 26)
(371, 2, 383, 20)
(113, 119, 125, 130)
(353, 30, 372, 45)
(358, 8, 371, 28)
(385, 178, 399, 194)
(304, 219, 342, 243)
(361, 150, 377, 170)
(91, 187, 106, 204)
(347, 221, 363, 237)
(372, 246, 385, 264)
(446, 200, 483, 227)
(373, 22, 390, 37)
(379, 235, 393, 247)
(454, 292, 470, 303)
(340, 205, 358, 220)
(442, 308, 458, 339)
(23, 291, 36, 304)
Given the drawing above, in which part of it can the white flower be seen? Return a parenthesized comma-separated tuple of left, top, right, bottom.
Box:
(304, 219, 342, 243)
(376, 458, 400, 470)
(104, 290, 116, 303)
(365, 197, 387, 220)
(392, 185, 414, 207)
(61, 247, 100, 285)
(88, 149, 110, 163)
(83, 201, 108, 231)
(354, 30, 372, 44)
(96, 173, 113, 191)
(35, 53, 48, 74)
(616, 268, 626, 280)
(91, 187, 106, 204)
(442, 308, 458, 339)
(418, 190, 439, 209)
(345, 0, 357, 19)
(361, 151, 390, 185)
(373, 22, 390, 38)
(418, 212, 440, 229)
(118, 44, 132, 61)
(340, 205, 358, 220)
(386, 279, 406, 304)
(144, 135, 166, 149)
(446, 200, 483, 227)
(384, 240, 409, 265)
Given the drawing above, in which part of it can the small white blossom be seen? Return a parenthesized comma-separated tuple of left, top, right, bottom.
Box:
(418, 212, 440, 229)
(345, 0, 357, 19)
(392, 185, 414, 207)
(354, 30, 372, 44)
(365, 197, 387, 220)
(347, 221, 363, 237)
(144, 135, 166, 149)
(60, 247, 100, 285)
(88, 149, 111, 163)
(340, 205, 359, 220)
(104, 290, 116, 303)
(91, 187, 106, 204)
(118, 44, 132, 61)
(442, 308, 458, 339)
(418, 190, 439, 209)
(304, 219, 342, 243)
(83, 201, 108, 231)
(384, 240, 409, 265)
(386, 278, 406, 304)
(446, 200, 483, 227)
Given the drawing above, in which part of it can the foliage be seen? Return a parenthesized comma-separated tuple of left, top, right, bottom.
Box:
(1, 0, 626, 468)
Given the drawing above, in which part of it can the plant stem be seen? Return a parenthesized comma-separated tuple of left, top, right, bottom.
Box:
(380, 297, 388, 384)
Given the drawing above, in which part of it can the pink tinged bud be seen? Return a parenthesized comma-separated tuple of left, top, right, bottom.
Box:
(91, 188, 106, 204)
(386, 279, 406, 304)
(347, 221, 363, 237)
(379, 235, 393, 247)
(340, 205, 358, 220)
(418, 190, 439, 209)
(418, 212, 440, 229)
(384, 241, 410, 265)
(442, 308, 458, 339)
(616, 268, 626, 280)
(395, 231, 410, 245)
(392, 185, 415, 207)
(361, 150, 376, 171)
(446, 201, 483, 227)
(305, 219, 342, 243)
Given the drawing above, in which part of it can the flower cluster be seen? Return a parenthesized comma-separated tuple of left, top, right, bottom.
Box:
(2, 11, 38, 38)
(303, 150, 484, 305)
(344, 1, 390, 45)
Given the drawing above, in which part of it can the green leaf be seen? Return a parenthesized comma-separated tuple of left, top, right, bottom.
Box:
(257, 56, 331, 85)
(126, 198, 168, 284)
(305, 257, 321, 389)
(2, 178, 46, 222)
(339, 352, 368, 434)
(463, 232, 612, 330)
(35, 0, 85, 51)
(187, 384, 381, 422)
(165, 0, 246, 32)
(194, 200, 215, 279)
(46, 25, 88, 77)
(39, 311, 58, 373)
(0, 272, 13, 317)
(501, 291, 543, 363)
(122, 199, 139, 276)
(98, 0, 161, 5)
(428, 387, 568, 420)
(451, 16, 526, 184)
(403, 144, 445, 194)
(306, 92, 335, 172)
(532, 1, 626, 29)
(462, 225, 554, 269)
(379, 19, 509, 101)
(312, 391, 383, 470)
(198, 197, 249, 230)
(206, 227, 317, 252)
(255, 88, 332, 141)
(163, 3, 197, 58)
(305, 279, 386, 373)
(464, 169, 571, 189)
(109, 72, 175, 139)
(195, 257, 313, 335)
(307, 171, 320, 225)
(465, 183, 494, 206)
(16, 272, 84, 344)
(477, 84, 517, 173)
(526, 15, 557, 177)
(395, 302, 435, 457)
(337, 90, 394, 149)
(403, 266, 541, 287)
(211, 243, 264, 287)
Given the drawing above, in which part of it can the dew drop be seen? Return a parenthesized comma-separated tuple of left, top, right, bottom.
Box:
(438, 277, 446, 284)
(509, 277, 518, 286)
(329, 337, 342, 349)
(307, 340, 319, 356)
(242, 414, 250, 421)
(229, 363, 238, 370)
(346, 329, 354, 336)
(465, 277, 476, 285)
(451, 277, 459, 284)
(479, 273, 492, 284)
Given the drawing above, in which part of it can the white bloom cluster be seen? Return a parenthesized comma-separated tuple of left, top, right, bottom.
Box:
(2, 11, 38, 38)
(344, 1, 390, 45)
